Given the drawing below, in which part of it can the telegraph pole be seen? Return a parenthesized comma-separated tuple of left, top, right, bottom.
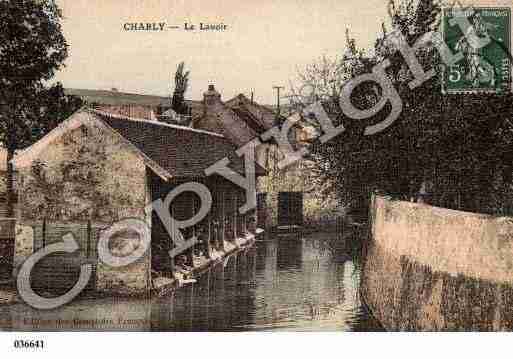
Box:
(273, 86, 284, 115)
(272, 86, 285, 125)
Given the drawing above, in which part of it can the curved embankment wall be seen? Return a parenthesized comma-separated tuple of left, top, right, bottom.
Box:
(361, 195, 513, 331)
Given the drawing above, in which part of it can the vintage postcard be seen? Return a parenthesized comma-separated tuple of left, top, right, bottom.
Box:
(1, 0, 513, 356)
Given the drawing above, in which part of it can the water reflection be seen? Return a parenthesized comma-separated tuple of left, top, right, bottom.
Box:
(0, 231, 381, 331)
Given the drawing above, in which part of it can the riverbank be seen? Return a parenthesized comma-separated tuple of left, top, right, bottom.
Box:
(0, 230, 377, 331)
(3, 232, 259, 306)
(150, 232, 258, 296)
(362, 194, 513, 331)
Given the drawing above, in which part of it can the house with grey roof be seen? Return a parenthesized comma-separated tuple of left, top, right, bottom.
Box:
(12, 107, 265, 294)
(64, 85, 336, 230)
(192, 85, 337, 228)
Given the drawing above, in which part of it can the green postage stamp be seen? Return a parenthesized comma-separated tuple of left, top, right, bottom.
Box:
(442, 7, 511, 94)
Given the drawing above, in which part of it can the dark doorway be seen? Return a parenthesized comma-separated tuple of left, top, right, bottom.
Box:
(257, 192, 267, 227)
(278, 192, 303, 227)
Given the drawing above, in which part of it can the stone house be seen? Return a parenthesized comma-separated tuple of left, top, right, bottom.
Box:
(192, 85, 340, 228)
(65, 85, 341, 229)
(12, 107, 264, 294)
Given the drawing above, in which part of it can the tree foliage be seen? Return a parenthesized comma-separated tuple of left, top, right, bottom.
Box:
(299, 0, 513, 217)
(171, 61, 190, 115)
(0, 0, 82, 215)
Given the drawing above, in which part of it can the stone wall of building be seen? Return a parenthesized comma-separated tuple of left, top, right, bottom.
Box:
(257, 147, 340, 228)
(361, 195, 513, 330)
(18, 121, 147, 222)
(16, 120, 151, 295)
(13, 224, 33, 278)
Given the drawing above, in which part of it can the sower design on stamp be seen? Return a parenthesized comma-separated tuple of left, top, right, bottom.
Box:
(443, 6, 511, 94)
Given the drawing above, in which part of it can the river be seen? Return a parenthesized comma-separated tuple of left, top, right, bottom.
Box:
(0, 231, 382, 331)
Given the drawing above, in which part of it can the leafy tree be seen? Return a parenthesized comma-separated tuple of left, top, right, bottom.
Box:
(31, 83, 84, 134)
(171, 62, 190, 116)
(300, 0, 513, 218)
(0, 0, 80, 216)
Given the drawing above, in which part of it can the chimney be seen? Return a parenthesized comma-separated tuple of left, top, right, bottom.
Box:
(204, 84, 221, 105)
(203, 84, 221, 117)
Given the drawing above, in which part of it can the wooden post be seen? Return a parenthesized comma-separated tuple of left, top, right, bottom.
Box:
(252, 248, 257, 278)
(42, 218, 47, 249)
(186, 248, 194, 268)
(205, 183, 214, 259)
(219, 187, 225, 251)
(232, 254, 237, 281)
(211, 180, 218, 253)
(192, 195, 196, 238)
(188, 282, 194, 331)
(206, 212, 212, 259)
(169, 206, 176, 277)
(213, 221, 218, 252)
(86, 220, 92, 259)
(205, 269, 211, 325)
(186, 194, 195, 267)
(236, 194, 240, 237)
(170, 256, 176, 280)
(242, 210, 247, 235)
(233, 191, 238, 239)
(224, 189, 231, 242)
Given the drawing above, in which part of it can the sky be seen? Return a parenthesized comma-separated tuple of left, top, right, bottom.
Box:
(54, 0, 391, 104)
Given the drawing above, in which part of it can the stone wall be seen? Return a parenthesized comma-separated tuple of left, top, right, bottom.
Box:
(18, 121, 147, 222)
(16, 119, 151, 295)
(257, 150, 340, 228)
(13, 224, 33, 278)
(361, 195, 513, 331)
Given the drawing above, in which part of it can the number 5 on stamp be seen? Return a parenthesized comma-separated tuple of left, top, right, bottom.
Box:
(442, 6, 511, 94)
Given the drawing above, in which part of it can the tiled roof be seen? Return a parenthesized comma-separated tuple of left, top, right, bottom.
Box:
(92, 110, 265, 178)
(193, 92, 282, 148)
(225, 94, 276, 131)
(192, 103, 259, 147)
(231, 107, 267, 134)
